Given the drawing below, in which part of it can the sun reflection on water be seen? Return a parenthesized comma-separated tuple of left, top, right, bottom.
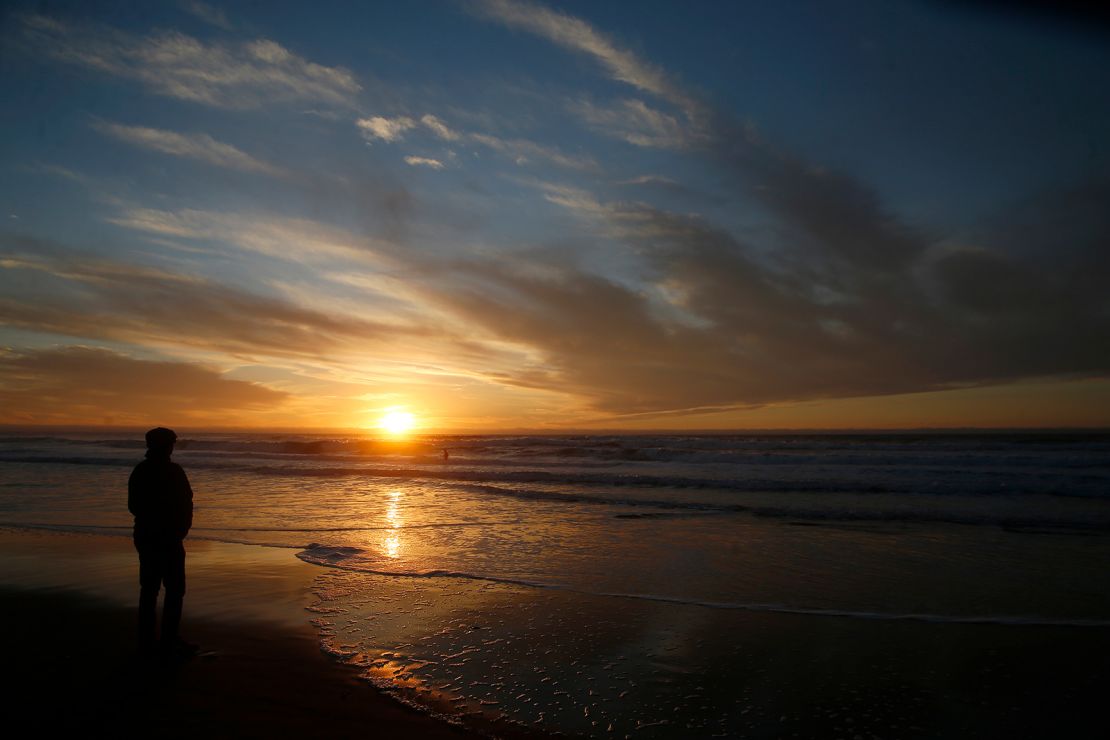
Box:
(384, 489, 402, 559)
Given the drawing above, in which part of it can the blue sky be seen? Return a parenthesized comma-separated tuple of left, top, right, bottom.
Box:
(1, 0, 1108, 429)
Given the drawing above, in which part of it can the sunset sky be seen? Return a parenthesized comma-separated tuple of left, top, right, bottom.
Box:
(1, 0, 1108, 430)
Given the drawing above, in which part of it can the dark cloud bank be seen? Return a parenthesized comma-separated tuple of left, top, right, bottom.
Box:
(0, 346, 286, 423)
(425, 142, 1110, 415)
(433, 1, 1110, 417)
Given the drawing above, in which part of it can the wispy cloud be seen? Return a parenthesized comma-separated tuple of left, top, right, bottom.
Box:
(421, 114, 461, 141)
(356, 113, 595, 170)
(474, 0, 701, 119)
(617, 174, 679, 187)
(571, 98, 688, 148)
(615, 174, 725, 206)
(93, 121, 287, 177)
(0, 235, 546, 418)
(404, 156, 445, 169)
(469, 133, 596, 170)
(534, 181, 610, 218)
(180, 1, 233, 30)
(0, 239, 419, 360)
(357, 116, 417, 142)
(22, 14, 359, 109)
(28, 163, 91, 185)
(104, 207, 392, 265)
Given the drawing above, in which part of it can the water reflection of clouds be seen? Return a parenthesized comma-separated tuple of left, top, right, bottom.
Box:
(384, 489, 402, 559)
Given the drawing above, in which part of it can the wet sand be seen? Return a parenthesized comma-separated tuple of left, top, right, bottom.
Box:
(3, 527, 1109, 738)
(311, 561, 1110, 738)
(0, 528, 473, 738)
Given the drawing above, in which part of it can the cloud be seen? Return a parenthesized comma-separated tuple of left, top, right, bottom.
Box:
(571, 98, 688, 148)
(473, 1, 713, 153)
(421, 114, 460, 141)
(104, 206, 388, 263)
(534, 182, 609, 217)
(0, 346, 286, 425)
(404, 156, 445, 169)
(0, 233, 552, 419)
(458, 1, 1110, 414)
(615, 174, 723, 205)
(420, 176, 1110, 415)
(28, 163, 91, 185)
(180, 1, 233, 30)
(470, 133, 596, 170)
(0, 238, 422, 360)
(355, 113, 593, 170)
(22, 14, 359, 109)
(357, 116, 417, 142)
(473, 0, 701, 119)
(93, 121, 287, 177)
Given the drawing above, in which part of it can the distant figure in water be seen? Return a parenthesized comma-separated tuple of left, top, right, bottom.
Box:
(443, 448, 449, 462)
(128, 427, 196, 658)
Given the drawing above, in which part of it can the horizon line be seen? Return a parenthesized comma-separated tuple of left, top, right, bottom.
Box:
(1, 423, 1108, 436)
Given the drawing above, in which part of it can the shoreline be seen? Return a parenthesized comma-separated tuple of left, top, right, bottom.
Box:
(0, 528, 482, 738)
(5, 518, 1110, 738)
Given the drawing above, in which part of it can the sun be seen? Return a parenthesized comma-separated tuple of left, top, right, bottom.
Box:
(379, 410, 415, 436)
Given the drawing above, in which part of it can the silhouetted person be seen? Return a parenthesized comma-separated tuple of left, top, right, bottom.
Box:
(128, 427, 194, 657)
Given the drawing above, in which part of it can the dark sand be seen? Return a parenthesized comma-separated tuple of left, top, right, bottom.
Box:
(0, 529, 474, 738)
(3, 587, 472, 738)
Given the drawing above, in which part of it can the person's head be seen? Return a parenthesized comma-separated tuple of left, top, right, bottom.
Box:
(145, 427, 177, 457)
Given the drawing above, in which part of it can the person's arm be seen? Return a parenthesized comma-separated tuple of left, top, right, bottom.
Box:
(177, 466, 194, 539)
(127, 465, 142, 517)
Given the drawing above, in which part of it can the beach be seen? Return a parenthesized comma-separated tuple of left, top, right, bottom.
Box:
(0, 529, 477, 738)
(5, 0, 1109, 735)
(2, 431, 1109, 737)
(5, 527, 1109, 739)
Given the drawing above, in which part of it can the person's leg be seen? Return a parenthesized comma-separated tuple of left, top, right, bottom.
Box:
(135, 537, 161, 650)
(160, 540, 186, 646)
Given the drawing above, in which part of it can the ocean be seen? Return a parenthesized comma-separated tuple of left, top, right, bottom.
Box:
(2, 430, 1109, 737)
